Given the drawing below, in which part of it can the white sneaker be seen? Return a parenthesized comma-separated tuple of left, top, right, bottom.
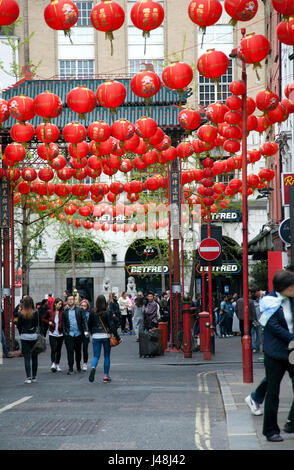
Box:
(51, 363, 57, 372)
(24, 378, 32, 384)
(56, 365, 62, 372)
(82, 363, 87, 371)
(31, 378, 37, 383)
(245, 395, 262, 416)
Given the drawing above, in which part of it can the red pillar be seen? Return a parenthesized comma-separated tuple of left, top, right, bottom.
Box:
(182, 295, 192, 358)
(240, 28, 253, 383)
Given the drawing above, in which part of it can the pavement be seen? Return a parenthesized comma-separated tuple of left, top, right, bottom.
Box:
(1, 331, 294, 451)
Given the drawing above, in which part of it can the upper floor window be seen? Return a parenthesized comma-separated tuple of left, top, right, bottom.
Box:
(75, 1, 93, 27)
(198, 59, 233, 108)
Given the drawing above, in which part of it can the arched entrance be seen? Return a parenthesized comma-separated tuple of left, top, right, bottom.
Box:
(125, 239, 170, 295)
(196, 236, 242, 306)
(55, 238, 104, 305)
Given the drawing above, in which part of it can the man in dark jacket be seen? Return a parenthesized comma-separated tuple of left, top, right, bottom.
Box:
(260, 270, 294, 442)
(235, 294, 257, 337)
(62, 294, 89, 375)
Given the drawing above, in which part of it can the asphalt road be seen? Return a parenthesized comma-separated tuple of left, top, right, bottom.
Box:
(0, 334, 230, 451)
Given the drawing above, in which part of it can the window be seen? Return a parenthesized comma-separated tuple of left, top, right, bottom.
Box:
(75, 1, 93, 27)
(59, 59, 94, 79)
(198, 59, 233, 108)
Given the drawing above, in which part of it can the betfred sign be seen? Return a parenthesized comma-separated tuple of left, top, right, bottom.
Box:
(282, 173, 294, 205)
(211, 210, 242, 222)
(196, 263, 242, 274)
(126, 265, 169, 275)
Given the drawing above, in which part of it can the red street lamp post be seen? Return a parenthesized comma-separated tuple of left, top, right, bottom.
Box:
(231, 29, 253, 383)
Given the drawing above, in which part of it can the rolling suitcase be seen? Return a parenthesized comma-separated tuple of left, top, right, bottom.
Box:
(139, 330, 160, 357)
(150, 328, 164, 355)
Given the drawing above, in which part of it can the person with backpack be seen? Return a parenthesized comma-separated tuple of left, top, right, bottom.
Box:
(17, 296, 39, 384)
(88, 295, 121, 384)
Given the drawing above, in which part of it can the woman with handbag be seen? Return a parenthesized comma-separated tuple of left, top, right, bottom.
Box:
(88, 295, 122, 383)
(17, 296, 39, 384)
(42, 298, 64, 372)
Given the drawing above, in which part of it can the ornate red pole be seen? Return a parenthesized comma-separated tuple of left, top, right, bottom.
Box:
(240, 28, 253, 383)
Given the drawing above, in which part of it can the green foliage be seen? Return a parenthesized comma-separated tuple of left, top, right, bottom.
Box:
(250, 260, 268, 291)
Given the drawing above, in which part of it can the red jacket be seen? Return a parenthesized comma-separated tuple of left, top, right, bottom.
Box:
(42, 309, 63, 335)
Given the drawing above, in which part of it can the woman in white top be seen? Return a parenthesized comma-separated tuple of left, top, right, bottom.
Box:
(118, 292, 133, 334)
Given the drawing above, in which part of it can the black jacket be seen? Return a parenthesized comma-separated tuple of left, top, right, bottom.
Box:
(263, 290, 294, 361)
(17, 311, 39, 335)
(88, 310, 120, 340)
(108, 300, 122, 322)
(62, 306, 88, 336)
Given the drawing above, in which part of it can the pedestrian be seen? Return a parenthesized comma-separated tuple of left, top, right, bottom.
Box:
(133, 296, 144, 341)
(17, 296, 39, 384)
(219, 296, 230, 337)
(62, 294, 89, 375)
(118, 291, 132, 334)
(47, 293, 54, 310)
(108, 293, 122, 330)
(37, 299, 50, 337)
(79, 299, 91, 371)
(258, 270, 294, 442)
(1, 309, 9, 358)
(144, 292, 159, 330)
(42, 297, 64, 372)
(235, 293, 257, 337)
(251, 288, 263, 353)
(88, 295, 122, 383)
(226, 297, 234, 336)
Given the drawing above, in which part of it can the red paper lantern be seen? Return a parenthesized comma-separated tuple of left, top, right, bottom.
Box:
(119, 159, 133, 173)
(8, 95, 35, 122)
(154, 135, 171, 151)
(247, 149, 261, 164)
(66, 86, 96, 119)
(259, 141, 279, 157)
(223, 125, 242, 140)
(111, 119, 134, 141)
(96, 80, 126, 111)
(226, 95, 242, 110)
(57, 167, 74, 181)
(272, 0, 294, 17)
(68, 141, 89, 159)
(223, 139, 241, 154)
(0, 98, 9, 124)
(197, 49, 229, 81)
(44, 0, 78, 37)
(131, 1, 164, 40)
(225, 110, 242, 125)
(176, 141, 194, 159)
(247, 96, 256, 115)
(64, 204, 77, 216)
(63, 122, 87, 144)
(188, 0, 222, 30)
(198, 124, 218, 142)
(247, 174, 260, 187)
(88, 120, 111, 142)
(36, 123, 60, 143)
(5, 168, 21, 181)
(37, 142, 59, 161)
(34, 91, 63, 122)
(38, 168, 54, 182)
(149, 127, 165, 146)
(162, 61, 193, 92)
(206, 102, 229, 123)
(79, 205, 92, 217)
(277, 18, 294, 46)
(161, 146, 177, 162)
(255, 116, 271, 133)
(135, 117, 158, 139)
(143, 149, 159, 165)
(281, 98, 294, 115)
(50, 155, 67, 170)
(10, 122, 35, 143)
(268, 103, 287, 123)
(229, 80, 246, 96)
(17, 181, 31, 194)
(72, 183, 89, 198)
(247, 115, 258, 131)
(228, 178, 242, 191)
(178, 109, 202, 131)
(91, 0, 125, 55)
(22, 168, 37, 182)
(224, 0, 258, 26)
(0, 0, 19, 26)
(69, 156, 87, 169)
(259, 168, 275, 181)
(131, 70, 161, 105)
(4, 142, 26, 162)
(238, 33, 270, 76)
(256, 89, 279, 112)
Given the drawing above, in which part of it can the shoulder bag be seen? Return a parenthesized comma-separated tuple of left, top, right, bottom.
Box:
(31, 311, 46, 354)
(99, 315, 120, 347)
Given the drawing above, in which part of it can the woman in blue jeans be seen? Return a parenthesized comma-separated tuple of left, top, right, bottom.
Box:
(87, 295, 121, 383)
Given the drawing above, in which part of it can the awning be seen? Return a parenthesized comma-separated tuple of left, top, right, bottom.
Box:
(248, 229, 274, 254)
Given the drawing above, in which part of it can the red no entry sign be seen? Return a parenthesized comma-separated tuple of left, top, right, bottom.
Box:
(198, 238, 221, 261)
